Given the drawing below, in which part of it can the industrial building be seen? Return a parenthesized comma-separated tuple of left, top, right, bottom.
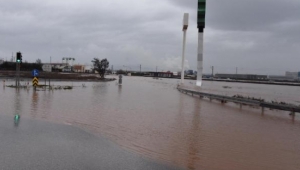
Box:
(148, 72, 173, 78)
(285, 72, 300, 80)
(268, 75, 294, 81)
(215, 74, 268, 80)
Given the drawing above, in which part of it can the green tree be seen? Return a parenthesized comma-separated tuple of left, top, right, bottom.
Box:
(92, 58, 109, 78)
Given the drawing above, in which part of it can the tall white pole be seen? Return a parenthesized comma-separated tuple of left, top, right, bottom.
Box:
(196, 32, 204, 86)
(181, 30, 187, 84)
(181, 13, 189, 85)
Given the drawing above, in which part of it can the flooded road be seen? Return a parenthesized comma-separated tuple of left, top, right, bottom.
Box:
(1, 76, 300, 170)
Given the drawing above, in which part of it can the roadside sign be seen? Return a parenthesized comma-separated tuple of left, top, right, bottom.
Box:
(42, 64, 52, 72)
(32, 69, 39, 77)
(32, 77, 39, 87)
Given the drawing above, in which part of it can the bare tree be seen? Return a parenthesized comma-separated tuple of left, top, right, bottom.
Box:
(92, 58, 109, 79)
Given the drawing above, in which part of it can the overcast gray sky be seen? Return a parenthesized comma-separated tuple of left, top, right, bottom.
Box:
(0, 0, 299, 75)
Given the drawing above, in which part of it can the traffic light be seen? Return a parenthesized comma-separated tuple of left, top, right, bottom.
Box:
(197, 0, 206, 32)
(16, 52, 22, 63)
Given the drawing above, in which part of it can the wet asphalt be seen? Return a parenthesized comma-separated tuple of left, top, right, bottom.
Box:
(0, 115, 181, 170)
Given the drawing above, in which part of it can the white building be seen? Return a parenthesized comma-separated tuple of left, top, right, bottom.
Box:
(285, 72, 299, 79)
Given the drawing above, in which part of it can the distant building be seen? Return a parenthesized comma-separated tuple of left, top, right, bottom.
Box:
(148, 72, 173, 78)
(62, 66, 72, 72)
(285, 72, 300, 79)
(84, 65, 92, 73)
(73, 65, 85, 72)
(215, 74, 268, 80)
(0, 59, 4, 65)
(43, 63, 68, 72)
(173, 72, 179, 76)
(268, 75, 294, 81)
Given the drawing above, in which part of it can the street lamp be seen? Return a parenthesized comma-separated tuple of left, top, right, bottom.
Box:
(181, 13, 189, 84)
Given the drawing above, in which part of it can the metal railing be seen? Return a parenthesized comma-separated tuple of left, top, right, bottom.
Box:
(178, 86, 300, 114)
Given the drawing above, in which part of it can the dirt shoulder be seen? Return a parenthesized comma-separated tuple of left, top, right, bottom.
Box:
(0, 71, 115, 81)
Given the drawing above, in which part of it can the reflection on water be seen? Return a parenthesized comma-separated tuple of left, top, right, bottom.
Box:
(13, 89, 21, 127)
(0, 77, 300, 170)
(118, 85, 122, 96)
(14, 89, 21, 114)
(187, 98, 201, 170)
(31, 91, 39, 118)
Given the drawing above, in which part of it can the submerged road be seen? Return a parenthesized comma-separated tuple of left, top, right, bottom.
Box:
(0, 115, 180, 170)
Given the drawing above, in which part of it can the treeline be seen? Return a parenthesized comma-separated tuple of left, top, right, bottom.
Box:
(0, 62, 42, 71)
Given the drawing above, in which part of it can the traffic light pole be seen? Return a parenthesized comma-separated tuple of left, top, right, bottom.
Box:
(15, 52, 22, 88)
(15, 62, 20, 87)
(196, 33, 204, 86)
(196, 0, 206, 87)
(16, 52, 22, 88)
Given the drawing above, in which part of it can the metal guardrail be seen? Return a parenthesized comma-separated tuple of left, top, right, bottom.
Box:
(178, 86, 300, 114)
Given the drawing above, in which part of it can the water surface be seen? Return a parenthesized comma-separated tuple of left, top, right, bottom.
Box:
(1, 76, 300, 170)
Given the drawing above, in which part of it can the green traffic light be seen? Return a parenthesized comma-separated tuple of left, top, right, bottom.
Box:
(17, 60, 20, 63)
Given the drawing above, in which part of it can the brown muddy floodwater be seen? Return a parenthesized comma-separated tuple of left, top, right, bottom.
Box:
(1, 76, 300, 170)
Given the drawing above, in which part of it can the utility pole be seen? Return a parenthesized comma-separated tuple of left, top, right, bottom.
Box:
(156, 66, 157, 72)
(140, 64, 141, 73)
(211, 66, 214, 78)
(236, 67, 238, 80)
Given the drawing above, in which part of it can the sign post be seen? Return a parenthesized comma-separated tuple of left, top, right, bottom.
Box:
(32, 69, 39, 90)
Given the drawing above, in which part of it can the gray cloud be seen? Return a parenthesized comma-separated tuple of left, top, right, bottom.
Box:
(0, 0, 299, 74)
